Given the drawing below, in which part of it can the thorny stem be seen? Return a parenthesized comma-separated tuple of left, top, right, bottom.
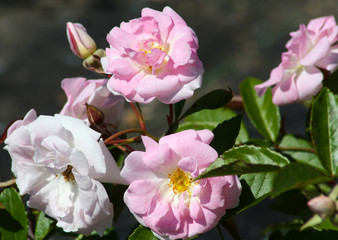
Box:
(129, 102, 146, 131)
(273, 146, 316, 154)
(0, 178, 16, 188)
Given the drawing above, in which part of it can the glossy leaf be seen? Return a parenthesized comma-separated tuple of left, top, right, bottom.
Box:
(197, 145, 289, 180)
(0, 187, 28, 240)
(279, 134, 325, 174)
(210, 114, 242, 154)
(240, 77, 280, 142)
(129, 225, 158, 240)
(310, 87, 338, 176)
(179, 89, 233, 120)
(35, 211, 54, 240)
(177, 108, 249, 144)
(272, 163, 333, 198)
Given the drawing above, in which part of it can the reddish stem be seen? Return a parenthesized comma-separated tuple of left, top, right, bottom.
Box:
(167, 104, 174, 126)
(104, 128, 145, 144)
(129, 102, 146, 130)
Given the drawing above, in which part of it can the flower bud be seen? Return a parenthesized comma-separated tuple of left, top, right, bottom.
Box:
(85, 103, 105, 126)
(308, 195, 335, 219)
(83, 49, 106, 74)
(66, 22, 97, 59)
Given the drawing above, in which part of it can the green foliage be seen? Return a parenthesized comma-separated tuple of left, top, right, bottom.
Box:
(310, 87, 338, 176)
(0, 187, 28, 240)
(129, 225, 158, 240)
(279, 135, 325, 173)
(179, 89, 233, 120)
(272, 163, 333, 198)
(177, 108, 249, 144)
(240, 77, 280, 142)
(210, 114, 242, 154)
(35, 211, 54, 240)
(197, 145, 289, 179)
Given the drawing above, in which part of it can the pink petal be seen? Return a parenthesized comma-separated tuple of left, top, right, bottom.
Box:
(255, 64, 284, 96)
(295, 66, 323, 101)
(316, 45, 338, 72)
(136, 74, 179, 97)
(141, 7, 174, 42)
(163, 6, 187, 27)
(107, 27, 138, 54)
(271, 74, 299, 105)
(300, 36, 330, 66)
(124, 179, 160, 215)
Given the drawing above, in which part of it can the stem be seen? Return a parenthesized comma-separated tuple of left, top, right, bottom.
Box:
(167, 104, 174, 126)
(104, 128, 145, 144)
(129, 103, 146, 130)
(0, 178, 16, 188)
(106, 136, 141, 145)
(274, 146, 316, 154)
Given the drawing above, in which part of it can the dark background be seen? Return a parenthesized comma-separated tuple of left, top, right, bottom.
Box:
(0, 0, 337, 239)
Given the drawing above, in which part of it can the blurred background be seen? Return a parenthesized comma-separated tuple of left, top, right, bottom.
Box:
(0, 0, 337, 239)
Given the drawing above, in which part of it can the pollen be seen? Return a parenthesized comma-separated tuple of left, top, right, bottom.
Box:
(168, 168, 193, 194)
(62, 165, 75, 183)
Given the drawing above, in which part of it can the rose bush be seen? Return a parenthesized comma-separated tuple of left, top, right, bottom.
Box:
(102, 6, 204, 104)
(255, 16, 338, 105)
(4, 109, 126, 236)
(121, 130, 242, 239)
(60, 77, 124, 129)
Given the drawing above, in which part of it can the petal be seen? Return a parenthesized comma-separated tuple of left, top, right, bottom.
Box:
(141, 7, 174, 42)
(295, 66, 323, 101)
(316, 45, 338, 72)
(106, 27, 138, 54)
(136, 74, 179, 97)
(163, 6, 187, 27)
(271, 74, 299, 105)
(124, 179, 160, 215)
(254, 64, 284, 96)
(300, 36, 330, 66)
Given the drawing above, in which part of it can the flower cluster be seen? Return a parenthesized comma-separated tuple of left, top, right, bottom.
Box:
(2, 5, 337, 240)
(255, 16, 338, 105)
(2, 6, 240, 239)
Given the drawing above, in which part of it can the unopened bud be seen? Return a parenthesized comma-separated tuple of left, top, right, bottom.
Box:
(66, 22, 97, 59)
(83, 49, 106, 74)
(86, 103, 105, 126)
(308, 195, 335, 219)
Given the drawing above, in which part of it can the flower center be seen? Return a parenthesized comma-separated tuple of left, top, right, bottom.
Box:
(62, 165, 75, 183)
(168, 168, 193, 194)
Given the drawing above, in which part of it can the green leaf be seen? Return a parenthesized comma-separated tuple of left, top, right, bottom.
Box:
(240, 77, 280, 142)
(179, 89, 233, 120)
(310, 87, 338, 176)
(0, 187, 28, 240)
(35, 211, 54, 240)
(225, 174, 274, 216)
(279, 135, 325, 173)
(129, 225, 158, 240)
(0, 209, 23, 232)
(314, 217, 338, 231)
(242, 172, 276, 199)
(272, 163, 333, 198)
(197, 145, 289, 179)
(210, 115, 242, 154)
(177, 108, 249, 144)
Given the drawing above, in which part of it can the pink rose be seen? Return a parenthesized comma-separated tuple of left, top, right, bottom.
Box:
(255, 16, 338, 105)
(121, 130, 241, 239)
(66, 22, 97, 59)
(4, 110, 127, 236)
(60, 77, 124, 129)
(102, 6, 204, 104)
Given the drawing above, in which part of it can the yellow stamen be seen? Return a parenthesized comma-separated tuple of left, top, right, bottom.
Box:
(168, 168, 193, 194)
